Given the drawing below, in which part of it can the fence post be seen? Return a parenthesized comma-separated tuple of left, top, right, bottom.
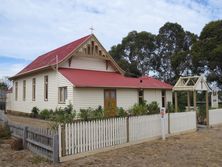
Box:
(23, 126, 28, 148)
(61, 124, 66, 156)
(126, 116, 129, 143)
(53, 134, 59, 163)
(168, 112, 171, 134)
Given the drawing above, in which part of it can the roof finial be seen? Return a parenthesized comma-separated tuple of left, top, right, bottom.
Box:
(89, 26, 94, 34)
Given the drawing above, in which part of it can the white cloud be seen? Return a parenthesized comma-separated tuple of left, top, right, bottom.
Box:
(0, 0, 221, 63)
(0, 62, 26, 78)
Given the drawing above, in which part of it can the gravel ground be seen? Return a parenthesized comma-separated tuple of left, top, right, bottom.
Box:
(7, 114, 50, 128)
(1, 126, 222, 167)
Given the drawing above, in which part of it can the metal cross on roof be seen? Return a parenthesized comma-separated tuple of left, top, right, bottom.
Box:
(89, 26, 94, 34)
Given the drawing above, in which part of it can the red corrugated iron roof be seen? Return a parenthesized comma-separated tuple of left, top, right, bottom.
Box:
(59, 68, 172, 89)
(16, 34, 92, 76)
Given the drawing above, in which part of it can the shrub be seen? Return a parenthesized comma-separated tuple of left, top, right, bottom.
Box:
(31, 107, 39, 118)
(129, 102, 148, 116)
(92, 106, 105, 119)
(64, 103, 73, 114)
(117, 107, 128, 117)
(39, 109, 51, 120)
(0, 124, 11, 139)
(167, 102, 174, 113)
(78, 108, 93, 121)
(49, 106, 76, 130)
(147, 101, 160, 114)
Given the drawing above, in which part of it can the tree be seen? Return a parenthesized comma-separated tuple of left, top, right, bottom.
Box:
(192, 20, 222, 88)
(109, 31, 157, 77)
(156, 22, 197, 84)
(0, 82, 8, 90)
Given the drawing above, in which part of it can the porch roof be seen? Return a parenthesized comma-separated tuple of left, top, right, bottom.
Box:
(59, 68, 173, 89)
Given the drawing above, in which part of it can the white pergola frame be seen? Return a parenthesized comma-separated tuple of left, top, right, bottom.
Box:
(173, 75, 211, 127)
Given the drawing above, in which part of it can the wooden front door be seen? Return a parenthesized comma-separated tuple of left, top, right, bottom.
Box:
(104, 89, 117, 117)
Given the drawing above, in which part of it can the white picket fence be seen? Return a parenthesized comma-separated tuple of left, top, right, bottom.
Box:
(209, 109, 222, 125)
(59, 111, 196, 162)
(129, 114, 168, 142)
(170, 111, 196, 134)
(58, 118, 127, 157)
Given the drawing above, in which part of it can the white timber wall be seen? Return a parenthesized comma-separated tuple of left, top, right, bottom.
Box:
(170, 111, 196, 134)
(6, 93, 13, 111)
(209, 109, 222, 125)
(129, 114, 168, 142)
(144, 89, 162, 106)
(73, 88, 104, 111)
(166, 90, 173, 103)
(60, 56, 115, 72)
(116, 89, 138, 110)
(57, 72, 74, 108)
(8, 70, 73, 113)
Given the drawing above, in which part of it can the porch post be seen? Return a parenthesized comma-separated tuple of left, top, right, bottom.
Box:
(187, 91, 190, 111)
(193, 91, 197, 128)
(174, 91, 178, 112)
(206, 91, 209, 127)
(193, 91, 197, 111)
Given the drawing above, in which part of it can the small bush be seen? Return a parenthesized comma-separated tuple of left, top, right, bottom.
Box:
(31, 107, 39, 118)
(49, 106, 76, 130)
(129, 103, 148, 116)
(0, 124, 11, 139)
(167, 102, 174, 113)
(64, 103, 73, 114)
(39, 109, 51, 120)
(147, 101, 160, 114)
(117, 107, 128, 117)
(92, 106, 105, 119)
(78, 108, 93, 121)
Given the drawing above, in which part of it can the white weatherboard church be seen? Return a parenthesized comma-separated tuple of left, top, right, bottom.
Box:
(6, 34, 173, 114)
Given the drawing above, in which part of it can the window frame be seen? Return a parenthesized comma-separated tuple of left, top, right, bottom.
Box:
(161, 90, 166, 107)
(44, 76, 48, 101)
(138, 89, 144, 104)
(23, 80, 26, 101)
(58, 87, 67, 104)
(15, 81, 18, 101)
(32, 78, 36, 101)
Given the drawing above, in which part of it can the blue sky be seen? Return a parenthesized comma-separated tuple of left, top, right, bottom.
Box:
(0, 0, 221, 77)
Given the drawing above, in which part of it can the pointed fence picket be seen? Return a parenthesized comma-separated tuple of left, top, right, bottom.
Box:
(59, 117, 127, 157)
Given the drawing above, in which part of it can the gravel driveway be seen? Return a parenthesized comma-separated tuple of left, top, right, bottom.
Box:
(1, 126, 222, 167)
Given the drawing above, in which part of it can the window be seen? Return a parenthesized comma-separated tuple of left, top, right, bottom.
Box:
(138, 89, 144, 104)
(58, 87, 67, 103)
(23, 80, 26, 101)
(32, 78, 36, 101)
(162, 90, 166, 107)
(44, 76, 48, 101)
(15, 82, 18, 101)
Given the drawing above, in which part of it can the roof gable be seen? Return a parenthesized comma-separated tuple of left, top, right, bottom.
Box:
(11, 35, 92, 78)
(173, 75, 211, 91)
(11, 34, 124, 79)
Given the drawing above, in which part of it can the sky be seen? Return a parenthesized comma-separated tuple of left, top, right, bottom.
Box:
(0, 0, 221, 78)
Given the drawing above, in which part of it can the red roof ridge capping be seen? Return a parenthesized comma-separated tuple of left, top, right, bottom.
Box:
(15, 34, 92, 76)
(59, 68, 172, 89)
